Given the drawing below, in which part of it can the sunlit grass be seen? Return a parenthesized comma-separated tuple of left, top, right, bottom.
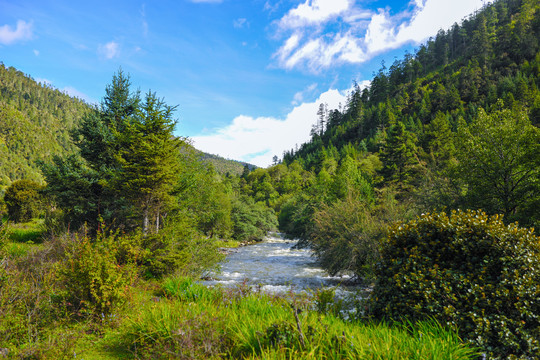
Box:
(109, 277, 480, 359)
(7, 218, 45, 243)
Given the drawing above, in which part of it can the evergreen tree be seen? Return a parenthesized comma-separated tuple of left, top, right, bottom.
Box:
(379, 121, 421, 189)
(112, 91, 182, 234)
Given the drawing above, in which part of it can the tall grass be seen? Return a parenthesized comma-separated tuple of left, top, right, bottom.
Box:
(6, 218, 45, 243)
(118, 277, 480, 359)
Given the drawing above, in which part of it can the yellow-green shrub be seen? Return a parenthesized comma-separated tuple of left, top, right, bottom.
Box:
(368, 210, 540, 359)
(54, 231, 135, 318)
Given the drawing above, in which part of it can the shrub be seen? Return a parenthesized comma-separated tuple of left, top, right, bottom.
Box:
(4, 180, 43, 223)
(310, 196, 381, 278)
(114, 215, 224, 279)
(368, 210, 540, 359)
(54, 231, 135, 318)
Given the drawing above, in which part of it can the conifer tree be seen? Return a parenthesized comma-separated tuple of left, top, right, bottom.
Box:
(111, 91, 182, 234)
(379, 121, 421, 189)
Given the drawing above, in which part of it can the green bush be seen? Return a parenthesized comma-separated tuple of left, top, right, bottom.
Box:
(368, 210, 540, 359)
(310, 196, 381, 278)
(114, 215, 224, 279)
(4, 179, 43, 223)
(54, 231, 135, 318)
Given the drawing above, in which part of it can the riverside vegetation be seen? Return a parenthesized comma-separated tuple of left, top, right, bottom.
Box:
(1, 0, 540, 358)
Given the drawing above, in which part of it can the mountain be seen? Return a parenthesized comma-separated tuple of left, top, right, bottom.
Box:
(0, 64, 253, 193)
(0, 63, 89, 189)
(283, 0, 540, 169)
(194, 150, 256, 176)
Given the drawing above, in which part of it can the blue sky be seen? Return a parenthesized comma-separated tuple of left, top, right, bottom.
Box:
(1, 0, 487, 167)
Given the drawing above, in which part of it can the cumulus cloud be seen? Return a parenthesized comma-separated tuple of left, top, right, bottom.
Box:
(273, 0, 487, 72)
(0, 20, 33, 45)
(278, 0, 351, 29)
(98, 41, 120, 59)
(191, 88, 349, 167)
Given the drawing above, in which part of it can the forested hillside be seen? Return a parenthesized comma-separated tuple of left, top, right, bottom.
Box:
(0, 65, 250, 190)
(0, 64, 89, 187)
(241, 0, 540, 272)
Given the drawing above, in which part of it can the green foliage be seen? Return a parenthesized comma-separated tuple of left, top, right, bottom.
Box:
(6, 218, 45, 244)
(379, 121, 422, 190)
(112, 91, 183, 234)
(120, 284, 478, 359)
(310, 196, 381, 277)
(368, 210, 540, 359)
(54, 231, 136, 317)
(230, 196, 277, 242)
(115, 216, 224, 279)
(4, 179, 43, 223)
(162, 276, 222, 303)
(456, 104, 540, 226)
(39, 154, 104, 231)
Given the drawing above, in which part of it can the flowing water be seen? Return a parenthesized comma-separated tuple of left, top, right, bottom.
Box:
(204, 233, 367, 297)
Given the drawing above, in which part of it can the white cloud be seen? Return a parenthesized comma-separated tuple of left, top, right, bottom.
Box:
(191, 88, 349, 167)
(33, 49, 39, 56)
(62, 86, 94, 103)
(0, 20, 33, 45)
(273, 0, 487, 72)
(234, 18, 249, 29)
(98, 41, 120, 59)
(279, 0, 351, 29)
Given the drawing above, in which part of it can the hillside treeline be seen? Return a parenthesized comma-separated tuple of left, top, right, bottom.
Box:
(0, 64, 89, 186)
(243, 0, 540, 274)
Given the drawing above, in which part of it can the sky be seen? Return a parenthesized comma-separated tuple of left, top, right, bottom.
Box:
(0, 0, 488, 167)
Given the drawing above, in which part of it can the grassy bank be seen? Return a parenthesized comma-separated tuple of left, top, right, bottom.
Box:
(0, 221, 479, 359)
(72, 278, 478, 359)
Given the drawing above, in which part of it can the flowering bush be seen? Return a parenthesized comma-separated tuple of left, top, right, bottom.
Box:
(368, 210, 540, 359)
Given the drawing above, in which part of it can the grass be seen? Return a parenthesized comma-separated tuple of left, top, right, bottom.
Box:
(107, 277, 480, 359)
(0, 218, 45, 257)
(7, 218, 45, 243)
(0, 222, 479, 359)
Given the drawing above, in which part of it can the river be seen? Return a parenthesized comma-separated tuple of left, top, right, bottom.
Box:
(204, 233, 368, 298)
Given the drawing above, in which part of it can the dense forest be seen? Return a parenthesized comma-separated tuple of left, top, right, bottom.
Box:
(0, 0, 539, 358)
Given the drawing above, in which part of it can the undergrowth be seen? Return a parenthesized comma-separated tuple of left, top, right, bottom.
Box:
(116, 277, 479, 359)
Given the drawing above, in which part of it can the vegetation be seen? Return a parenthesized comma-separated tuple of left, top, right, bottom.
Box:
(368, 210, 540, 359)
(0, 0, 539, 357)
(4, 179, 44, 222)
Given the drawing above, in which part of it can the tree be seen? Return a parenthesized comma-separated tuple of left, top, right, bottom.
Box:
(112, 91, 183, 234)
(456, 104, 540, 225)
(379, 121, 421, 190)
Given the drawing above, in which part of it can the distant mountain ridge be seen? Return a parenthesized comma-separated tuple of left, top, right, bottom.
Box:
(0, 64, 252, 192)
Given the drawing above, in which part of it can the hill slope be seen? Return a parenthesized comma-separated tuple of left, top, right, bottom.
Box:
(0, 63, 89, 187)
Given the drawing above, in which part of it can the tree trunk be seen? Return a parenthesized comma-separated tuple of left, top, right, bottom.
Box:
(143, 206, 149, 236)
